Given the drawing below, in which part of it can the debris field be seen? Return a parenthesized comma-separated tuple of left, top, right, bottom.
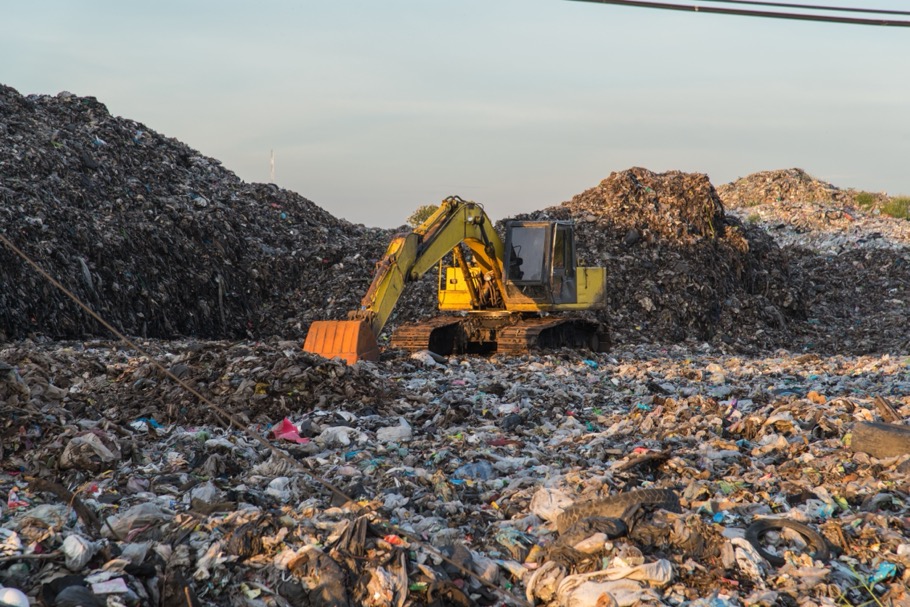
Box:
(1, 84, 909, 607)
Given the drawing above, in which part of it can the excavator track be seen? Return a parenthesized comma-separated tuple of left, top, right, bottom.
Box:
(390, 316, 467, 355)
(391, 314, 607, 356)
(497, 317, 605, 355)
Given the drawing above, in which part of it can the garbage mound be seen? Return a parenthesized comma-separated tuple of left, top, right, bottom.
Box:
(716, 171, 910, 355)
(5, 81, 908, 360)
(719, 171, 910, 255)
(2, 340, 909, 607)
(566, 166, 726, 243)
(791, 248, 910, 354)
(0, 84, 393, 341)
(507, 168, 804, 350)
(717, 168, 892, 210)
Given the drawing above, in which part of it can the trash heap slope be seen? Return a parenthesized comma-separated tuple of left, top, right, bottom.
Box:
(718, 169, 908, 250)
(0, 84, 390, 341)
(509, 168, 805, 350)
(718, 168, 910, 355)
(719, 168, 851, 207)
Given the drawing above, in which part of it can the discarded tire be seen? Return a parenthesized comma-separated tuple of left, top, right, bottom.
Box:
(850, 421, 910, 460)
(745, 518, 830, 567)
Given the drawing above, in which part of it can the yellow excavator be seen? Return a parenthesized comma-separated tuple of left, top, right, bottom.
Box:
(303, 196, 609, 363)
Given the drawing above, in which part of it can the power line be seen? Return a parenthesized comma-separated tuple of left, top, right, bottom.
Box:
(566, 0, 910, 26)
(695, 0, 910, 17)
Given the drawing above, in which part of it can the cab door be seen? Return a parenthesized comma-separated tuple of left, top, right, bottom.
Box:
(551, 223, 577, 304)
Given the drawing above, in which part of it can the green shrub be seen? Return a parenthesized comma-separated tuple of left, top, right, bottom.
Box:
(881, 197, 910, 220)
(854, 191, 876, 209)
(746, 213, 762, 224)
(407, 204, 439, 227)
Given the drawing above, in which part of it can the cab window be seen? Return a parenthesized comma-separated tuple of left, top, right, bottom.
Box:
(507, 226, 547, 282)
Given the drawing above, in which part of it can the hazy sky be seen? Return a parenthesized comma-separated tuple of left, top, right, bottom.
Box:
(3, 1, 909, 227)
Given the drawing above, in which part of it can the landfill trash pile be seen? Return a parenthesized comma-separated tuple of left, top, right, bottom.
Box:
(716, 168, 891, 211)
(718, 168, 909, 254)
(2, 340, 910, 607)
(0, 84, 403, 342)
(510, 166, 910, 356)
(780, 246, 910, 355)
(506, 168, 804, 352)
(4, 82, 907, 357)
(717, 169, 910, 355)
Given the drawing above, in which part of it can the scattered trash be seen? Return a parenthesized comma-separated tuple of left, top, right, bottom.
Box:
(61, 535, 100, 571)
(1, 335, 909, 605)
(0, 586, 29, 607)
(453, 460, 494, 481)
(850, 421, 910, 459)
(745, 518, 831, 567)
(868, 561, 897, 584)
(376, 417, 413, 443)
(270, 417, 310, 444)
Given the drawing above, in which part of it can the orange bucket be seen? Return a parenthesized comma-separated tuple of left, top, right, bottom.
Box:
(302, 320, 380, 364)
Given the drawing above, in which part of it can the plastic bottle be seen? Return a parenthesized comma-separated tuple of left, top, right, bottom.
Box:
(453, 460, 494, 480)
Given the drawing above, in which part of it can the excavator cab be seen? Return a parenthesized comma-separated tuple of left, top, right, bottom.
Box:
(503, 221, 577, 304)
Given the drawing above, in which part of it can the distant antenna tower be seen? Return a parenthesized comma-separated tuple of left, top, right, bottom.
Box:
(269, 149, 276, 183)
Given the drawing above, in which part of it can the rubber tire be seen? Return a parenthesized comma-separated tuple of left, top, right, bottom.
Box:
(745, 518, 830, 567)
(556, 488, 680, 534)
(850, 421, 910, 460)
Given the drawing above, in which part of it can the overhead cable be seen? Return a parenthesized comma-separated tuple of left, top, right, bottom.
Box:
(694, 0, 910, 17)
(566, 0, 910, 26)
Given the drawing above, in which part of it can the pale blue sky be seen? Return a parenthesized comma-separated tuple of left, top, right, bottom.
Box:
(3, 1, 909, 227)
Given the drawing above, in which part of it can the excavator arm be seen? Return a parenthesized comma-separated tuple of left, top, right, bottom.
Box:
(304, 196, 506, 363)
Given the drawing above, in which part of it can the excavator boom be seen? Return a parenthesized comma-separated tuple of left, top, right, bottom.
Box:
(303, 197, 506, 363)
